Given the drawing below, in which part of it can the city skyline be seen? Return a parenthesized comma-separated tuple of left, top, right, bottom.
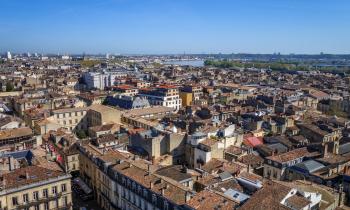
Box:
(1, 0, 350, 54)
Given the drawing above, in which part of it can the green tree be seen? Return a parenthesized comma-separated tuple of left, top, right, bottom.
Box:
(76, 130, 87, 139)
(6, 82, 14, 92)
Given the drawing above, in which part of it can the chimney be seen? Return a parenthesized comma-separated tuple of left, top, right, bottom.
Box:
(25, 171, 30, 179)
(323, 143, 328, 158)
(185, 191, 191, 202)
(148, 164, 151, 173)
(161, 188, 165, 196)
(149, 181, 154, 189)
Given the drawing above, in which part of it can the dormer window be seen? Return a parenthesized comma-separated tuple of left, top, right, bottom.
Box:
(152, 194, 157, 204)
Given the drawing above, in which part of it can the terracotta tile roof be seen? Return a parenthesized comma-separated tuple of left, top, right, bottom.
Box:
(238, 154, 264, 166)
(199, 138, 218, 147)
(0, 127, 33, 140)
(225, 145, 243, 155)
(285, 194, 311, 209)
(187, 190, 236, 210)
(1, 165, 67, 189)
(240, 181, 291, 210)
(266, 147, 309, 163)
(112, 162, 191, 205)
(89, 123, 120, 132)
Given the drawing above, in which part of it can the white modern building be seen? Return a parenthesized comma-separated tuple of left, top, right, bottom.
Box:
(139, 85, 182, 110)
(83, 71, 127, 90)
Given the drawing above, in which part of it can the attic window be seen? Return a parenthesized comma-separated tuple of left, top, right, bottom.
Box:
(19, 174, 26, 179)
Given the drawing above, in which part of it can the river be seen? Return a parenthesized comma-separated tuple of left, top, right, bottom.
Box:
(162, 60, 204, 67)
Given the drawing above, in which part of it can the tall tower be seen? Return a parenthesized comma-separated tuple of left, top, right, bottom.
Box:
(6, 51, 12, 60)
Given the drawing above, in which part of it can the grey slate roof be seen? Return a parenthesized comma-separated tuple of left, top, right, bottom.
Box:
(293, 160, 325, 173)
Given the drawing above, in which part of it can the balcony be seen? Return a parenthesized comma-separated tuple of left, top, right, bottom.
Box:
(51, 203, 72, 210)
(15, 192, 65, 209)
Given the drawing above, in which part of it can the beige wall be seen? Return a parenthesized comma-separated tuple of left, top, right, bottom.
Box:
(0, 178, 72, 210)
(53, 109, 88, 132)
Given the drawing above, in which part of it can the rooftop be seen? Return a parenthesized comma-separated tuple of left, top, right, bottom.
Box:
(0, 127, 33, 140)
(266, 147, 309, 163)
(1, 165, 68, 190)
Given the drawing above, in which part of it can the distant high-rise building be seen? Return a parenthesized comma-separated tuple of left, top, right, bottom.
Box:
(106, 53, 110, 59)
(6, 51, 12, 60)
(62, 54, 70, 60)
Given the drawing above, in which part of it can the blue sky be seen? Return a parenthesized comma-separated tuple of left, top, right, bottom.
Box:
(0, 0, 349, 54)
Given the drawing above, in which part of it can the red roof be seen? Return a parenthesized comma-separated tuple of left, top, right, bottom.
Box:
(113, 85, 135, 90)
(157, 85, 177, 89)
(243, 136, 263, 147)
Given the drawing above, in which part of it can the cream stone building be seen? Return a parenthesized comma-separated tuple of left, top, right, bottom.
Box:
(0, 165, 72, 210)
(87, 104, 121, 127)
(51, 107, 89, 132)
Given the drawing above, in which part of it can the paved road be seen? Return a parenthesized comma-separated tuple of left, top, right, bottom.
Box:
(72, 193, 100, 210)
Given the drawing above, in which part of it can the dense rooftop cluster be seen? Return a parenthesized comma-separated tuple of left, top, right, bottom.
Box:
(0, 54, 350, 210)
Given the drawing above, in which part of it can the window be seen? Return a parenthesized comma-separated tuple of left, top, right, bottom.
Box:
(52, 186, 57, 194)
(34, 205, 40, 210)
(152, 194, 157, 204)
(164, 201, 169, 210)
(12, 197, 18, 206)
(43, 189, 48, 198)
(143, 189, 148, 197)
(63, 196, 68, 206)
(61, 184, 67, 192)
(23, 193, 29, 203)
(33, 191, 39, 200)
(44, 202, 49, 210)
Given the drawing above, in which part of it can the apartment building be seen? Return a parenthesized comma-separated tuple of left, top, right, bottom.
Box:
(0, 166, 72, 210)
(139, 85, 182, 110)
(47, 130, 80, 173)
(129, 129, 186, 164)
(51, 107, 89, 132)
(263, 147, 310, 180)
(111, 85, 139, 97)
(83, 71, 127, 90)
(0, 127, 35, 149)
(180, 85, 203, 106)
(88, 104, 121, 127)
(77, 143, 195, 210)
